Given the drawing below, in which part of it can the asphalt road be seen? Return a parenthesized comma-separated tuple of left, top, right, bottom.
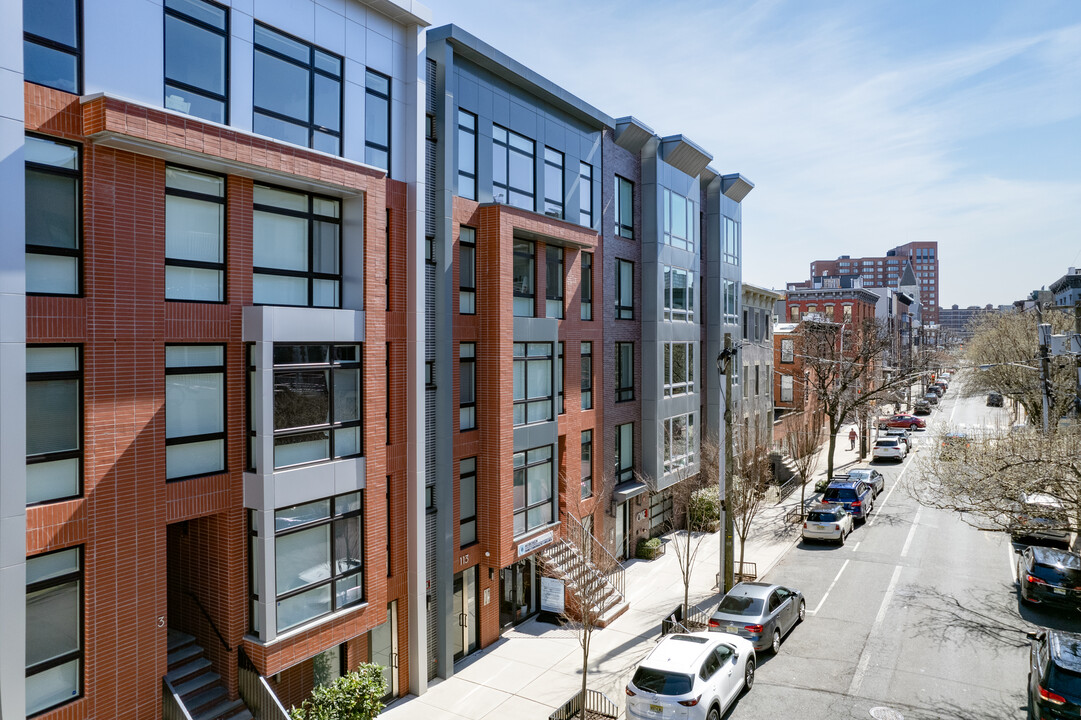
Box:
(724, 377, 1081, 720)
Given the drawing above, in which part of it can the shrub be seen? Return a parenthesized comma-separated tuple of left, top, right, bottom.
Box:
(688, 487, 720, 532)
(636, 537, 662, 560)
(290, 664, 388, 720)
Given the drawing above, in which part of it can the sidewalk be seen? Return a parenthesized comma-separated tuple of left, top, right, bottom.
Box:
(381, 428, 866, 720)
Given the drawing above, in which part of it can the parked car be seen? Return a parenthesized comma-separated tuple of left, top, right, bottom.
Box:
(626, 632, 756, 720)
(1018, 546, 1081, 609)
(987, 391, 1004, 407)
(878, 414, 925, 430)
(1011, 492, 1070, 544)
(709, 582, 805, 654)
(923, 392, 940, 406)
(842, 467, 885, 496)
(821, 480, 874, 521)
(913, 399, 932, 415)
(802, 503, 855, 545)
(873, 438, 907, 462)
(1027, 629, 1081, 719)
(934, 379, 949, 390)
(883, 427, 913, 451)
(926, 384, 944, 397)
(939, 432, 969, 461)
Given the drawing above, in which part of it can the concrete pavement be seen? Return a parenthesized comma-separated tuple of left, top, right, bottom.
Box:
(381, 429, 867, 719)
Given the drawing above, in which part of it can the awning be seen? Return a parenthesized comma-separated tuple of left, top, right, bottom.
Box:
(612, 480, 648, 504)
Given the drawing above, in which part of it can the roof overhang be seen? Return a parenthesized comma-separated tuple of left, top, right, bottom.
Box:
(660, 134, 713, 178)
(614, 116, 655, 154)
(721, 173, 754, 203)
(360, 0, 432, 27)
(612, 480, 648, 503)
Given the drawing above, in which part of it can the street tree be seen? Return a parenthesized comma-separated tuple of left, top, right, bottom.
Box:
(731, 425, 774, 580)
(798, 318, 932, 479)
(962, 307, 1077, 429)
(783, 410, 824, 521)
(912, 423, 1081, 538)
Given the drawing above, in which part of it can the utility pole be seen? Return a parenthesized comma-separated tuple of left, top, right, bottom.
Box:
(1036, 302, 1051, 433)
(717, 335, 735, 593)
(1074, 300, 1081, 418)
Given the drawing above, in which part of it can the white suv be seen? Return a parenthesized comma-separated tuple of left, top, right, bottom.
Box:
(626, 632, 755, 720)
(873, 437, 907, 462)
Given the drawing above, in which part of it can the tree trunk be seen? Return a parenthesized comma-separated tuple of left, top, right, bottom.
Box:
(826, 416, 839, 480)
(581, 634, 589, 709)
(737, 531, 747, 579)
(683, 532, 691, 619)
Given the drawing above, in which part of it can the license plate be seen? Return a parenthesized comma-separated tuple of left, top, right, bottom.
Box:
(650, 704, 663, 713)
(1054, 588, 1067, 595)
(726, 625, 738, 633)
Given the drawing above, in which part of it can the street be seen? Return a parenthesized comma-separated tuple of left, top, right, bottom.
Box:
(725, 379, 1079, 720)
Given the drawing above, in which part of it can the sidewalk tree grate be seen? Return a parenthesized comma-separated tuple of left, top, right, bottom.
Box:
(870, 708, 904, 720)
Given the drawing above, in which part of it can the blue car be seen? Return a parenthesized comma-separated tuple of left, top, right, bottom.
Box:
(821, 480, 874, 522)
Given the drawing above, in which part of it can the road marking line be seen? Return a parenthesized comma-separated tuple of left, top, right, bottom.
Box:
(848, 564, 904, 697)
(1009, 543, 1018, 583)
(852, 541, 861, 552)
(900, 508, 921, 558)
(811, 559, 850, 616)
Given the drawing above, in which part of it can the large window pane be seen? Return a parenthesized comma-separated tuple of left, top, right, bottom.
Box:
(165, 13, 226, 94)
(25, 548, 81, 716)
(24, 0, 80, 95)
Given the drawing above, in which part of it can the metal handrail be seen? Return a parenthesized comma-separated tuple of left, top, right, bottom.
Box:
(562, 511, 625, 599)
(185, 590, 232, 653)
(548, 688, 619, 719)
(238, 647, 290, 720)
(162, 677, 196, 720)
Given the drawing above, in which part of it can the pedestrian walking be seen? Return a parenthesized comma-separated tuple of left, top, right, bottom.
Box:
(849, 428, 857, 451)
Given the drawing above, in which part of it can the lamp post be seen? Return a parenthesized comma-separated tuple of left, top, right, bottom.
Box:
(716, 335, 736, 593)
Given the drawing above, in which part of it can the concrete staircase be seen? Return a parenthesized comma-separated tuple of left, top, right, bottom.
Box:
(540, 518, 628, 628)
(166, 630, 252, 720)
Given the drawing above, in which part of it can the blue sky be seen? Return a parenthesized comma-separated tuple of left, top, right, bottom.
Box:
(428, 0, 1081, 308)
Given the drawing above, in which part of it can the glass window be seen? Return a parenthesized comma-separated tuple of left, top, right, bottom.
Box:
(25, 135, 80, 296)
(615, 422, 633, 484)
(579, 162, 593, 227)
(26, 346, 81, 505)
(24, 0, 80, 93)
(724, 217, 740, 265)
(724, 280, 738, 323)
(512, 445, 553, 536)
(164, 0, 228, 123)
(580, 252, 593, 321)
(457, 110, 477, 200)
(493, 125, 535, 211)
(459, 343, 475, 431)
(616, 259, 633, 320)
(543, 147, 563, 218)
(166, 345, 225, 480)
(663, 342, 695, 397)
(546, 246, 563, 319)
(271, 344, 361, 469)
(615, 342, 633, 402)
(459, 227, 475, 315)
(365, 69, 390, 170)
(459, 457, 476, 547)
(26, 547, 82, 716)
(556, 342, 564, 415)
(664, 414, 695, 473)
(581, 430, 593, 499)
(662, 188, 695, 251)
(512, 239, 534, 317)
(843, 305, 853, 322)
(615, 175, 634, 239)
(274, 492, 363, 631)
(781, 374, 794, 402)
(781, 338, 794, 363)
(789, 305, 800, 322)
(663, 266, 694, 322)
(254, 23, 342, 154)
(580, 342, 592, 410)
(253, 185, 341, 307)
(513, 342, 553, 426)
(166, 166, 225, 301)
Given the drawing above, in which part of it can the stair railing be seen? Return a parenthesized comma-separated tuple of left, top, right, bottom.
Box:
(238, 648, 291, 720)
(162, 677, 196, 720)
(185, 590, 232, 652)
(562, 511, 625, 600)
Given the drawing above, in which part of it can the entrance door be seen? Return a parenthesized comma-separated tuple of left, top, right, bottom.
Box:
(369, 601, 398, 702)
(453, 567, 478, 661)
(499, 558, 538, 629)
(614, 503, 627, 560)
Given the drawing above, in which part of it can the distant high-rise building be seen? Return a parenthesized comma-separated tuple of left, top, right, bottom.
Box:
(808, 242, 939, 324)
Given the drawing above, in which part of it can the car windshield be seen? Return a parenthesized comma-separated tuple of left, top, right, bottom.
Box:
(631, 667, 694, 696)
(717, 595, 764, 616)
(808, 511, 839, 522)
(876, 440, 897, 447)
(824, 488, 857, 501)
(1033, 562, 1081, 586)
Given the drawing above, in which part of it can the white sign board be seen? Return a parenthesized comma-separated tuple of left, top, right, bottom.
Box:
(517, 530, 554, 558)
(540, 576, 565, 614)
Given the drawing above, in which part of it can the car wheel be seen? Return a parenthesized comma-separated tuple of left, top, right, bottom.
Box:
(744, 657, 756, 692)
(797, 599, 806, 623)
(771, 628, 781, 654)
(838, 530, 845, 546)
(707, 706, 721, 720)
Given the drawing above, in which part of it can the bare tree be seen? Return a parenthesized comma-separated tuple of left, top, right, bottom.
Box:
(799, 317, 932, 480)
(731, 425, 774, 579)
(912, 422, 1081, 539)
(783, 410, 824, 521)
(962, 308, 1076, 429)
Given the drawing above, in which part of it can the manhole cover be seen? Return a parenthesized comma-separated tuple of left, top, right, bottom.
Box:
(870, 708, 904, 720)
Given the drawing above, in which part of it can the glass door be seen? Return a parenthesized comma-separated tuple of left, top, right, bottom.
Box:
(614, 503, 627, 560)
(369, 601, 398, 702)
(453, 567, 478, 662)
(499, 558, 538, 629)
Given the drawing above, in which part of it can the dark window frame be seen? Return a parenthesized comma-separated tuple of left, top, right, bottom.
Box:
(615, 422, 634, 484)
(459, 457, 477, 548)
(615, 258, 634, 320)
(459, 342, 476, 431)
(25, 545, 84, 717)
(163, 0, 230, 124)
(165, 163, 227, 303)
(615, 175, 634, 239)
(492, 124, 535, 211)
(26, 343, 83, 506)
(23, 0, 83, 94)
(364, 68, 391, 171)
(580, 341, 592, 410)
(457, 109, 477, 200)
(252, 182, 342, 308)
(253, 21, 343, 154)
(615, 342, 634, 402)
(580, 251, 593, 321)
(545, 245, 563, 319)
(579, 161, 593, 227)
(165, 343, 227, 482)
(512, 238, 535, 317)
(25, 133, 82, 297)
(543, 146, 564, 218)
(459, 226, 476, 315)
(581, 429, 593, 499)
(513, 342, 554, 426)
(513, 445, 554, 536)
